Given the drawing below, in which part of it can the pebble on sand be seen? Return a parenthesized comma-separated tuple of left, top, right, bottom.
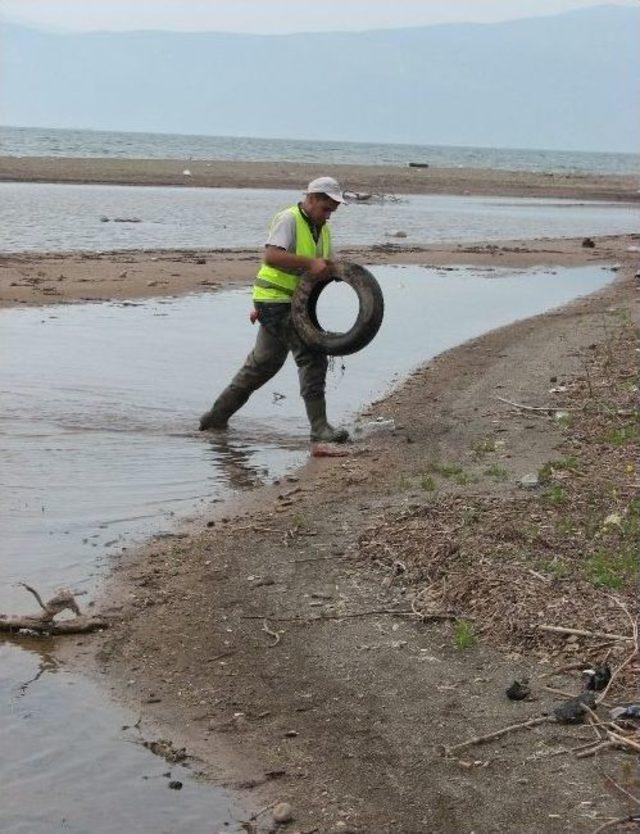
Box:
(272, 801, 293, 823)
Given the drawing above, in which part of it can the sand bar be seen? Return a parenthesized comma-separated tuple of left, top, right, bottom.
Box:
(0, 155, 638, 201)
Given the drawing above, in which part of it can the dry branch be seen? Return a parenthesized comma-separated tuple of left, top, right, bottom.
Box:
(538, 624, 633, 643)
(0, 584, 108, 634)
(443, 715, 552, 756)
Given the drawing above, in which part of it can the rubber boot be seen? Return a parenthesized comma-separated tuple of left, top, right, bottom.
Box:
(304, 398, 350, 444)
(199, 385, 250, 431)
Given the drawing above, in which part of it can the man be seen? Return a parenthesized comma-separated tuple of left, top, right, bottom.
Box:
(199, 176, 349, 443)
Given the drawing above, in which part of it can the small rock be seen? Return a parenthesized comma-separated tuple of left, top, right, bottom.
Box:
(168, 780, 183, 790)
(195, 257, 206, 264)
(518, 473, 539, 489)
(272, 802, 293, 824)
(581, 237, 596, 248)
(182, 169, 192, 176)
(387, 230, 408, 238)
(99, 216, 110, 223)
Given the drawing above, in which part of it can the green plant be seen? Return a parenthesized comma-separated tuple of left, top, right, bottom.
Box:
(427, 462, 472, 485)
(555, 413, 573, 430)
(453, 619, 476, 650)
(462, 505, 482, 526)
(420, 474, 437, 492)
(605, 422, 638, 447)
(556, 516, 576, 537)
(542, 484, 569, 506)
(539, 456, 579, 484)
(584, 548, 637, 590)
(484, 464, 508, 481)
(291, 512, 306, 528)
(472, 438, 497, 457)
(537, 557, 571, 580)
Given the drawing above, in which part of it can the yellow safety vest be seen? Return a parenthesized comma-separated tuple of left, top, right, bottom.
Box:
(252, 205, 331, 302)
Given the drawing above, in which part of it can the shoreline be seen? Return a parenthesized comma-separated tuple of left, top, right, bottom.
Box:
(0, 234, 630, 308)
(1, 156, 638, 202)
(57, 235, 638, 832)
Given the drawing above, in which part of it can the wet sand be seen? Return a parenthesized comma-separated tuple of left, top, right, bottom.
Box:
(50, 233, 639, 833)
(1, 155, 638, 202)
(0, 235, 630, 308)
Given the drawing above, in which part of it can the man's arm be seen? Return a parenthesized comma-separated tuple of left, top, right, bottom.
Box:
(264, 246, 330, 278)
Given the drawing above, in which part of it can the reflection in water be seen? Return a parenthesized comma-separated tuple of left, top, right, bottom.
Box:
(0, 637, 246, 834)
(205, 433, 269, 491)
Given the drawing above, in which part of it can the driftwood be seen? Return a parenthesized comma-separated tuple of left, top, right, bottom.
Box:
(0, 584, 108, 635)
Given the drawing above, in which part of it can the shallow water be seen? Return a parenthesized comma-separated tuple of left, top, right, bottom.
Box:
(1, 182, 637, 252)
(0, 641, 244, 834)
(0, 263, 613, 832)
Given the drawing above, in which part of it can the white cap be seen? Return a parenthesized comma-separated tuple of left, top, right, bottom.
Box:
(305, 176, 345, 204)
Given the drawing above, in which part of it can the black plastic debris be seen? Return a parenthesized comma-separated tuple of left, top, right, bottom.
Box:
(554, 691, 597, 724)
(583, 662, 611, 692)
(506, 678, 531, 701)
(610, 704, 640, 721)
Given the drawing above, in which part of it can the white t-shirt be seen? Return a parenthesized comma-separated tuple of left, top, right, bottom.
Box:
(265, 207, 333, 260)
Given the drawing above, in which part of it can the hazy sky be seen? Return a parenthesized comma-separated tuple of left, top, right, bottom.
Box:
(0, 0, 636, 33)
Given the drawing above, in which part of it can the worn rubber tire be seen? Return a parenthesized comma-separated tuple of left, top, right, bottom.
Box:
(291, 262, 384, 356)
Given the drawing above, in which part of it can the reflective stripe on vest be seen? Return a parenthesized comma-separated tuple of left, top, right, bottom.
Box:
(252, 205, 331, 302)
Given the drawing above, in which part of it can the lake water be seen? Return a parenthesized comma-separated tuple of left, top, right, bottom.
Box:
(2, 125, 638, 175)
(0, 263, 615, 833)
(1, 183, 638, 253)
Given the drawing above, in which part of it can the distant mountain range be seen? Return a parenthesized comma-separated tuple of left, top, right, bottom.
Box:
(1, 4, 638, 153)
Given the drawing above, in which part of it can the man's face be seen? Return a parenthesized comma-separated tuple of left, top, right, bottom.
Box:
(304, 194, 340, 226)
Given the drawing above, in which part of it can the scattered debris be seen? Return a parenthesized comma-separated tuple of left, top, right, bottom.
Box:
(610, 705, 640, 721)
(554, 691, 597, 724)
(506, 678, 531, 701)
(583, 662, 612, 692)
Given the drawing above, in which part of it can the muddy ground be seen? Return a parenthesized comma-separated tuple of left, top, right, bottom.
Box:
(1, 157, 637, 203)
(48, 234, 639, 834)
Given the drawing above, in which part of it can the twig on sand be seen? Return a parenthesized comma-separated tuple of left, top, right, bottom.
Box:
(261, 619, 281, 647)
(603, 774, 640, 807)
(592, 814, 640, 833)
(443, 715, 553, 756)
(242, 608, 416, 622)
(538, 624, 633, 643)
(496, 396, 557, 414)
(596, 598, 639, 703)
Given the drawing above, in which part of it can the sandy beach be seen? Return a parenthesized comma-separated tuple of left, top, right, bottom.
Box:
(1, 155, 638, 202)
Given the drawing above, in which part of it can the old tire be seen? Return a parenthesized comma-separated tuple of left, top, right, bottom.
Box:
(291, 262, 384, 356)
